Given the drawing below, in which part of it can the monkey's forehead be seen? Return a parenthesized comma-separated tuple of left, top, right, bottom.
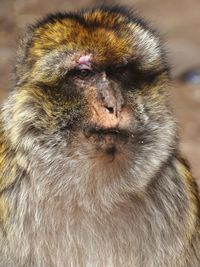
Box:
(28, 7, 162, 68)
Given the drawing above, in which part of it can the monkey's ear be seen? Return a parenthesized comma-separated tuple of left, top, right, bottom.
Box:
(14, 25, 36, 84)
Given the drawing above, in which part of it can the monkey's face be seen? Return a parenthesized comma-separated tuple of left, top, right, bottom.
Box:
(9, 7, 176, 187)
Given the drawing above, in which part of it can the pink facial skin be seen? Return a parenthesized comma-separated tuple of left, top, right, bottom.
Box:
(78, 54, 92, 70)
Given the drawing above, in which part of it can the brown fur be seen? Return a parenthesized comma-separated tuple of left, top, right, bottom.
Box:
(0, 6, 200, 267)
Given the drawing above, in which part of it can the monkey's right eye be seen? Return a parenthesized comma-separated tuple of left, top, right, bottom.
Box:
(70, 69, 95, 79)
(78, 69, 94, 79)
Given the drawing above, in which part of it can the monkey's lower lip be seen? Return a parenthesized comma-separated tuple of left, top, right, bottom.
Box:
(83, 129, 127, 156)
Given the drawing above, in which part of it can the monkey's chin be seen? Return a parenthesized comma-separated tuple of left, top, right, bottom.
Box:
(84, 129, 129, 158)
(96, 134, 119, 155)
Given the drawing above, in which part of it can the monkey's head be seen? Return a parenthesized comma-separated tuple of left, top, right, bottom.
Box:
(4, 6, 176, 191)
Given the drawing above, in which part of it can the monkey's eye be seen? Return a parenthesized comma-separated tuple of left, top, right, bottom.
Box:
(71, 68, 94, 79)
(106, 65, 129, 77)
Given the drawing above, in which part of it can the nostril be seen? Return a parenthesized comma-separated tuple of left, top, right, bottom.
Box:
(105, 106, 114, 114)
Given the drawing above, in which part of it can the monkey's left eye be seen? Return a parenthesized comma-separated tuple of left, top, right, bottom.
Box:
(106, 65, 129, 78)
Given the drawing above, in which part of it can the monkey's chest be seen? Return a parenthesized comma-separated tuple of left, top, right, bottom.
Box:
(27, 210, 181, 267)
(31, 214, 136, 267)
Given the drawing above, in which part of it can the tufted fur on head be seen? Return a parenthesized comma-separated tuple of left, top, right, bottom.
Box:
(0, 5, 200, 267)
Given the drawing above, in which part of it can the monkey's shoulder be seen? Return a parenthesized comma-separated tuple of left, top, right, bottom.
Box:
(176, 156, 200, 226)
(0, 119, 17, 195)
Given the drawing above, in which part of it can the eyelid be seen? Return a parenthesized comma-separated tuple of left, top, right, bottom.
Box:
(116, 65, 129, 71)
(116, 63, 129, 68)
(71, 68, 95, 79)
(106, 64, 128, 76)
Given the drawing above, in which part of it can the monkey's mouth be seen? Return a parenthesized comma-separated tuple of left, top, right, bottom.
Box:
(83, 126, 129, 154)
(84, 126, 129, 138)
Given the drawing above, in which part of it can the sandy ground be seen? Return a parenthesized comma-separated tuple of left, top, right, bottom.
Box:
(0, 0, 200, 181)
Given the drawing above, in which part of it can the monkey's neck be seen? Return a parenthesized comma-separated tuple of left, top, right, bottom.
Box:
(19, 153, 196, 218)
(5, 154, 198, 267)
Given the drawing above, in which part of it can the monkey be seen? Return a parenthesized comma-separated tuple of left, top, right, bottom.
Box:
(0, 5, 200, 267)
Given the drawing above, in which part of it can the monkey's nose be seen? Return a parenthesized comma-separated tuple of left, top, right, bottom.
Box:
(87, 91, 130, 130)
(88, 94, 125, 129)
(103, 102, 121, 118)
(85, 76, 126, 128)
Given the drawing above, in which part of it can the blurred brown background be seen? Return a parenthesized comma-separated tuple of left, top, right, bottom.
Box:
(0, 0, 200, 181)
